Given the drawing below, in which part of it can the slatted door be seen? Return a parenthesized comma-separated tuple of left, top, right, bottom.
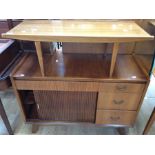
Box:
(33, 90, 97, 123)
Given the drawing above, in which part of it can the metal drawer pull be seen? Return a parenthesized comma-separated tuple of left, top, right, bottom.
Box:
(37, 104, 40, 110)
(110, 116, 120, 121)
(116, 85, 127, 91)
(113, 100, 124, 105)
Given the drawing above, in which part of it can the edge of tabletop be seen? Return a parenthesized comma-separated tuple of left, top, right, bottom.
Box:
(1, 33, 154, 43)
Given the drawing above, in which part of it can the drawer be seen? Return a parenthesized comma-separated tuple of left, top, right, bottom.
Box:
(96, 110, 136, 126)
(14, 80, 99, 91)
(99, 83, 145, 93)
(97, 92, 142, 110)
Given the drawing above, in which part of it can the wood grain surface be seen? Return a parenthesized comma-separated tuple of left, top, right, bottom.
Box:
(2, 20, 153, 42)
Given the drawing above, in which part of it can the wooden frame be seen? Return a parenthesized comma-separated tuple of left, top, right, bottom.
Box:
(2, 20, 154, 133)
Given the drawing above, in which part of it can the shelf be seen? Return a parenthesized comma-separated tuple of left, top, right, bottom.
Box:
(13, 52, 147, 82)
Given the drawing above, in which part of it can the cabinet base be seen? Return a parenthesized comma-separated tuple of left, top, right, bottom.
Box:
(116, 127, 129, 135)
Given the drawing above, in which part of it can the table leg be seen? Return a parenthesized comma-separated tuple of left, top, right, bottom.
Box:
(0, 98, 13, 135)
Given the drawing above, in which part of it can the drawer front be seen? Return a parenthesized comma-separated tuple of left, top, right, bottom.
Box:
(96, 110, 136, 126)
(15, 80, 145, 93)
(14, 80, 99, 92)
(99, 83, 145, 93)
(97, 92, 142, 110)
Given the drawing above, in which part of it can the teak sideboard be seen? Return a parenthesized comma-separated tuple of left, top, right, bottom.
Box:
(2, 20, 154, 133)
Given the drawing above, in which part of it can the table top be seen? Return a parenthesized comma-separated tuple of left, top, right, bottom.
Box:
(149, 21, 155, 27)
(2, 20, 154, 42)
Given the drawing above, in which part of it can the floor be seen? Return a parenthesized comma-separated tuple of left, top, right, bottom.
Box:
(0, 76, 155, 135)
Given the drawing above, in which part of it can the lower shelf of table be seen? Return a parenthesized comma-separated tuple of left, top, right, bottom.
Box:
(13, 52, 147, 82)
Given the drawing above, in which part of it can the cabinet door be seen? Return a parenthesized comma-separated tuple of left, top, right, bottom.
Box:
(33, 90, 97, 123)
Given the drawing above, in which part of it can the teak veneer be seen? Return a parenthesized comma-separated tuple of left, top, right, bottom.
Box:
(2, 20, 153, 42)
(12, 52, 147, 82)
(2, 20, 154, 134)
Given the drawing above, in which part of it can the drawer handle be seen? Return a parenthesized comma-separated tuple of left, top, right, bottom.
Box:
(37, 104, 40, 110)
(110, 116, 120, 121)
(116, 85, 127, 91)
(113, 100, 124, 105)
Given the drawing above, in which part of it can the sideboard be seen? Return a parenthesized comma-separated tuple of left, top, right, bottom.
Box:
(2, 20, 154, 133)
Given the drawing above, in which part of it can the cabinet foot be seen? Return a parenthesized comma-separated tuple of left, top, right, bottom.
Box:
(143, 108, 155, 135)
(116, 127, 128, 135)
(32, 124, 39, 133)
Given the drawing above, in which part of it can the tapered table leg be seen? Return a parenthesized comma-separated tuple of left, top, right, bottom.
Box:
(0, 98, 13, 135)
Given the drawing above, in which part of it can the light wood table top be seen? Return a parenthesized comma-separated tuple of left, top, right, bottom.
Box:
(2, 20, 154, 42)
(149, 21, 155, 27)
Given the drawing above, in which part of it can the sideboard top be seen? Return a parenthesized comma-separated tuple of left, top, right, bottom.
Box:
(2, 20, 154, 42)
(149, 21, 155, 27)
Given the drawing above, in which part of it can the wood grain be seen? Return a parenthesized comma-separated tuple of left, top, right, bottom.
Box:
(98, 83, 145, 93)
(2, 20, 153, 42)
(33, 90, 97, 122)
(6, 20, 153, 127)
(13, 53, 147, 82)
(10, 77, 26, 122)
(14, 80, 145, 93)
(133, 54, 154, 76)
(96, 110, 136, 126)
(34, 41, 45, 76)
(110, 43, 119, 77)
(97, 92, 142, 110)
